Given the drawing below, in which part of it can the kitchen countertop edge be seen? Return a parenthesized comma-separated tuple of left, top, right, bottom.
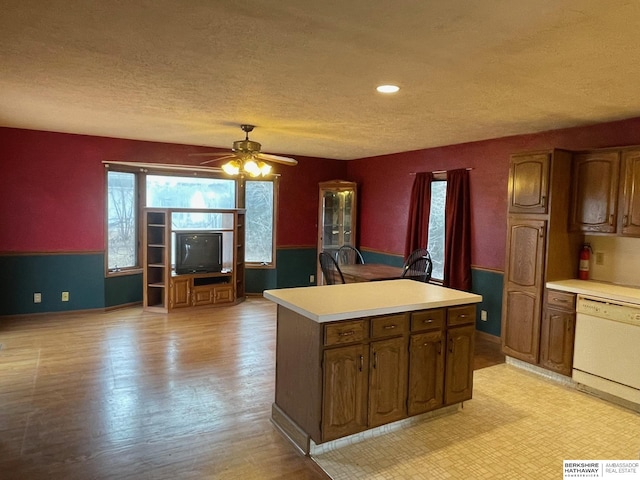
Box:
(546, 279, 640, 305)
(263, 280, 482, 323)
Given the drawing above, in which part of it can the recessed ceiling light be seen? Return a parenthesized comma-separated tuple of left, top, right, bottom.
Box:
(376, 84, 400, 94)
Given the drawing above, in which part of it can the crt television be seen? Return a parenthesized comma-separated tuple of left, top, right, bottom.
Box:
(174, 231, 223, 274)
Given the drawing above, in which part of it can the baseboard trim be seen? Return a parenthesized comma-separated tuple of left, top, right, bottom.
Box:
(271, 403, 311, 455)
(475, 330, 501, 344)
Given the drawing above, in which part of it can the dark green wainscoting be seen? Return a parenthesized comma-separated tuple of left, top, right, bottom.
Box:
(246, 247, 317, 294)
(471, 268, 503, 337)
(0, 253, 106, 316)
(105, 272, 143, 308)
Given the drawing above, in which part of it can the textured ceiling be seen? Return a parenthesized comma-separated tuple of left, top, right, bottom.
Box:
(2, 0, 640, 160)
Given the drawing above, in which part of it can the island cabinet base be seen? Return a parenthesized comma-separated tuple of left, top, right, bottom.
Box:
(272, 302, 477, 454)
(271, 399, 461, 456)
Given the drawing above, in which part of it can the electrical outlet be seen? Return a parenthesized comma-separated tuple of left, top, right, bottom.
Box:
(595, 251, 604, 265)
(310, 274, 315, 283)
(61, 291, 69, 302)
(481, 310, 488, 321)
(34, 293, 42, 303)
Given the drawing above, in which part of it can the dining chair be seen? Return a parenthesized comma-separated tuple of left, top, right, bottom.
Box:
(402, 248, 429, 270)
(401, 251, 433, 282)
(319, 251, 346, 285)
(336, 245, 365, 265)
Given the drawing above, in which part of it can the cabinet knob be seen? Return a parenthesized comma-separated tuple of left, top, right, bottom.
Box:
(623, 215, 629, 226)
(339, 330, 355, 337)
(383, 324, 397, 330)
(609, 214, 615, 226)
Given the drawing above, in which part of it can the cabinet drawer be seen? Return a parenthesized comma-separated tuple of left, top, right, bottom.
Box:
(545, 290, 576, 311)
(324, 320, 368, 346)
(447, 305, 476, 327)
(410, 309, 445, 332)
(370, 313, 409, 338)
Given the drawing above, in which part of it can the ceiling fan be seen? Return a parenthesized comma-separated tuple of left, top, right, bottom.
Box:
(192, 124, 298, 177)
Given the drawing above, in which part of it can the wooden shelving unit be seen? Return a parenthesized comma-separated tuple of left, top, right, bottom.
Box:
(143, 208, 246, 312)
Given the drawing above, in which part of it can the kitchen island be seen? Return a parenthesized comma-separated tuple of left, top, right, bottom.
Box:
(264, 280, 482, 454)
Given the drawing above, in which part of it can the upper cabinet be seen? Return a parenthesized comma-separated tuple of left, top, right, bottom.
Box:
(569, 151, 620, 233)
(508, 152, 551, 214)
(620, 150, 640, 236)
(569, 148, 640, 237)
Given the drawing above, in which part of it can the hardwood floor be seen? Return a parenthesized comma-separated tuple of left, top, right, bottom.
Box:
(474, 331, 505, 370)
(0, 298, 503, 479)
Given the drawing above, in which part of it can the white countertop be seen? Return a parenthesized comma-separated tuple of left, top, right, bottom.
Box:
(263, 280, 482, 323)
(546, 279, 640, 305)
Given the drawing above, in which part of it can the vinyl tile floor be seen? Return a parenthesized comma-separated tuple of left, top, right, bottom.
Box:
(311, 364, 640, 480)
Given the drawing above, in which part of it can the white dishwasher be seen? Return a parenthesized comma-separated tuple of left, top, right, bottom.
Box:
(574, 295, 640, 408)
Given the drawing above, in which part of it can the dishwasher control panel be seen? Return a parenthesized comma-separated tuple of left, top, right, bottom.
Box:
(577, 295, 640, 327)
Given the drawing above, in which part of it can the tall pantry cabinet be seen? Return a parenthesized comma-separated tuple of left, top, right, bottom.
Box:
(501, 150, 582, 366)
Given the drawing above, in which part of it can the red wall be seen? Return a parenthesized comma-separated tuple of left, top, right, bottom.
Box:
(277, 156, 346, 247)
(4, 116, 640, 264)
(347, 116, 640, 271)
(0, 127, 345, 253)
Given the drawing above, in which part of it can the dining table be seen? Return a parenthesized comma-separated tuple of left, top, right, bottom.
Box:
(339, 263, 404, 283)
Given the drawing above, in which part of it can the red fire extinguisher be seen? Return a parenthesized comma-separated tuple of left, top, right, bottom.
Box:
(578, 244, 591, 280)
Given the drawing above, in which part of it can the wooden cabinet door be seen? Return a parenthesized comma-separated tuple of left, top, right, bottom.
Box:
(191, 285, 214, 306)
(504, 219, 546, 288)
(508, 153, 550, 214)
(170, 277, 190, 309)
(368, 337, 407, 428)
(213, 285, 233, 304)
(408, 331, 444, 416)
(539, 308, 575, 376)
(501, 218, 546, 363)
(322, 344, 369, 441)
(444, 324, 475, 404)
(570, 151, 620, 233)
(620, 150, 640, 236)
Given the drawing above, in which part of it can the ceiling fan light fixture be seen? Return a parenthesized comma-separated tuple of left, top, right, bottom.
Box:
(243, 159, 261, 177)
(376, 84, 400, 94)
(221, 159, 241, 176)
(197, 125, 297, 175)
(258, 161, 272, 176)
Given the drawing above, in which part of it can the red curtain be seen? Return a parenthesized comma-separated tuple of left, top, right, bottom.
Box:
(443, 169, 471, 291)
(404, 172, 433, 257)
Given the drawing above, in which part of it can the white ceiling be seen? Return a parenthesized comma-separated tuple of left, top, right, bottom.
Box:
(2, 0, 640, 160)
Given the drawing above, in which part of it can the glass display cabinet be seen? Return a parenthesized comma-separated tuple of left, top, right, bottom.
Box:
(317, 180, 357, 284)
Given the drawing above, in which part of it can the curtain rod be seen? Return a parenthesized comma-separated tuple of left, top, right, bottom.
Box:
(409, 167, 473, 175)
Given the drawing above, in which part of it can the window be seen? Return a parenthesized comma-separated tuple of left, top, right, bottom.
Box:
(245, 180, 276, 265)
(146, 175, 235, 210)
(105, 165, 277, 275)
(427, 180, 447, 280)
(107, 171, 138, 271)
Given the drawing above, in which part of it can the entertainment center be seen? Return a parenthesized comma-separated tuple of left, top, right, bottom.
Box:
(143, 207, 246, 312)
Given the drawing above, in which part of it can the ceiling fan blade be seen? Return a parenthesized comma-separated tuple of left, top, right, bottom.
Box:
(256, 152, 298, 166)
(199, 154, 237, 165)
(189, 152, 232, 157)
